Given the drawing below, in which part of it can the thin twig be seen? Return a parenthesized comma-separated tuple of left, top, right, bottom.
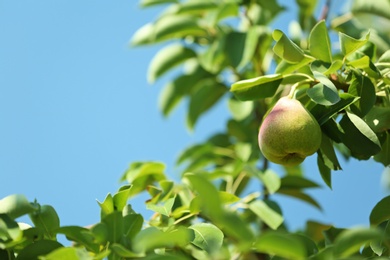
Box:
(319, 0, 332, 21)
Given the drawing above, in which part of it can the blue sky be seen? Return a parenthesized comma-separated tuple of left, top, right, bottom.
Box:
(0, 0, 387, 234)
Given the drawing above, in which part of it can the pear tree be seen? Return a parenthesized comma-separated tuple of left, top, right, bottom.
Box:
(1, 0, 390, 259)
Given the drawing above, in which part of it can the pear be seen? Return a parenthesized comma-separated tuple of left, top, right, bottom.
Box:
(258, 97, 322, 166)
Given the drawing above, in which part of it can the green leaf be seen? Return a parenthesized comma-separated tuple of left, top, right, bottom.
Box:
(273, 29, 305, 63)
(374, 132, 390, 166)
(351, 0, 390, 20)
(310, 93, 359, 125)
(370, 195, 390, 226)
(230, 74, 283, 101)
(0, 194, 37, 219)
(110, 243, 141, 258)
(254, 169, 281, 194)
(184, 173, 222, 218)
(56, 226, 98, 253)
(280, 176, 320, 189)
(29, 205, 60, 240)
(319, 133, 342, 171)
(277, 189, 322, 211)
(339, 112, 382, 159)
(112, 185, 132, 212)
(159, 63, 209, 117)
(146, 196, 175, 216)
(131, 23, 155, 46)
(317, 153, 332, 189)
(123, 213, 143, 241)
(139, 0, 178, 8)
(339, 31, 370, 57)
(0, 214, 21, 242)
(227, 98, 254, 121)
(154, 15, 207, 42)
(120, 161, 166, 197)
(254, 231, 307, 259)
(310, 60, 343, 75)
(333, 227, 383, 258)
(133, 226, 192, 253)
(97, 193, 114, 219)
(348, 74, 376, 116)
(187, 79, 226, 130)
(307, 71, 340, 105)
(309, 20, 332, 63)
(276, 55, 315, 74)
(16, 240, 63, 260)
(102, 211, 123, 244)
(39, 247, 92, 260)
(177, 0, 218, 15)
(206, 3, 239, 26)
(225, 27, 265, 69)
(307, 83, 340, 106)
(365, 107, 390, 133)
(348, 55, 381, 78)
(249, 200, 284, 230)
(148, 44, 196, 83)
(189, 223, 224, 253)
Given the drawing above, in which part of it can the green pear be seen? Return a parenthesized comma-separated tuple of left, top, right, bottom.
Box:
(258, 97, 322, 166)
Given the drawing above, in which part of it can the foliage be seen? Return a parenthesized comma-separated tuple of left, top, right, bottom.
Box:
(1, 0, 390, 259)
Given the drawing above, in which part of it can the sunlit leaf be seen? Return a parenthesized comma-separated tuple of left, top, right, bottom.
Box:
(309, 20, 332, 63)
(39, 247, 92, 260)
(146, 196, 175, 216)
(16, 240, 63, 260)
(351, 0, 390, 20)
(319, 133, 342, 171)
(110, 243, 141, 258)
(120, 162, 166, 197)
(154, 15, 207, 42)
(348, 74, 376, 116)
(187, 79, 226, 130)
(113, 185, 132, 212)
(227, 98, 254, 121)
(280, 176, 320, 189)
(29, 205, 60, 240)
(254, 169, 281, 195)
(277, 189, 322, 211)
(0, 194, 37, 219)
(339, 31, 370, 57)
(310, 93, 359, 125)
(184, 173, 222, 218)
(0, 214, 21, 242)
(273, 29, 305, 63)
(365, 107, 390, 133)
(370, 195, 390, 226)
(333, 227, 383, 258)
(317, 153, 332, 189)
(177, 0, 218, 15)
(133, 226, 192, 253)
(348, 55, 381, 78)
(276, 54, 315, 74)
(56, 226, 98, 253)
(307, 71, 340, 105)
(249, 200, 283, 230)
(189, 223, 223, 253)
(159, 62, 210, 117)
(339, 112, 381, 159)
(254, 231, 306, 259)
(374, 132, 390, 166)
(148, 44, 196, 83)
(231, 74, 283, 101)
(140, 0, 178, 8)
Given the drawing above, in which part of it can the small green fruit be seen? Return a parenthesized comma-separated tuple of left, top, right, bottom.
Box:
(258, 97, 322, 166)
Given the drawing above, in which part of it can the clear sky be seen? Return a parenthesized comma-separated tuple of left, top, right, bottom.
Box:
(0, 0, 387, 234)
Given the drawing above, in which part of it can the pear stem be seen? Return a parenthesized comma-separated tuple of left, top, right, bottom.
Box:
(287, 83, 299, 99)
